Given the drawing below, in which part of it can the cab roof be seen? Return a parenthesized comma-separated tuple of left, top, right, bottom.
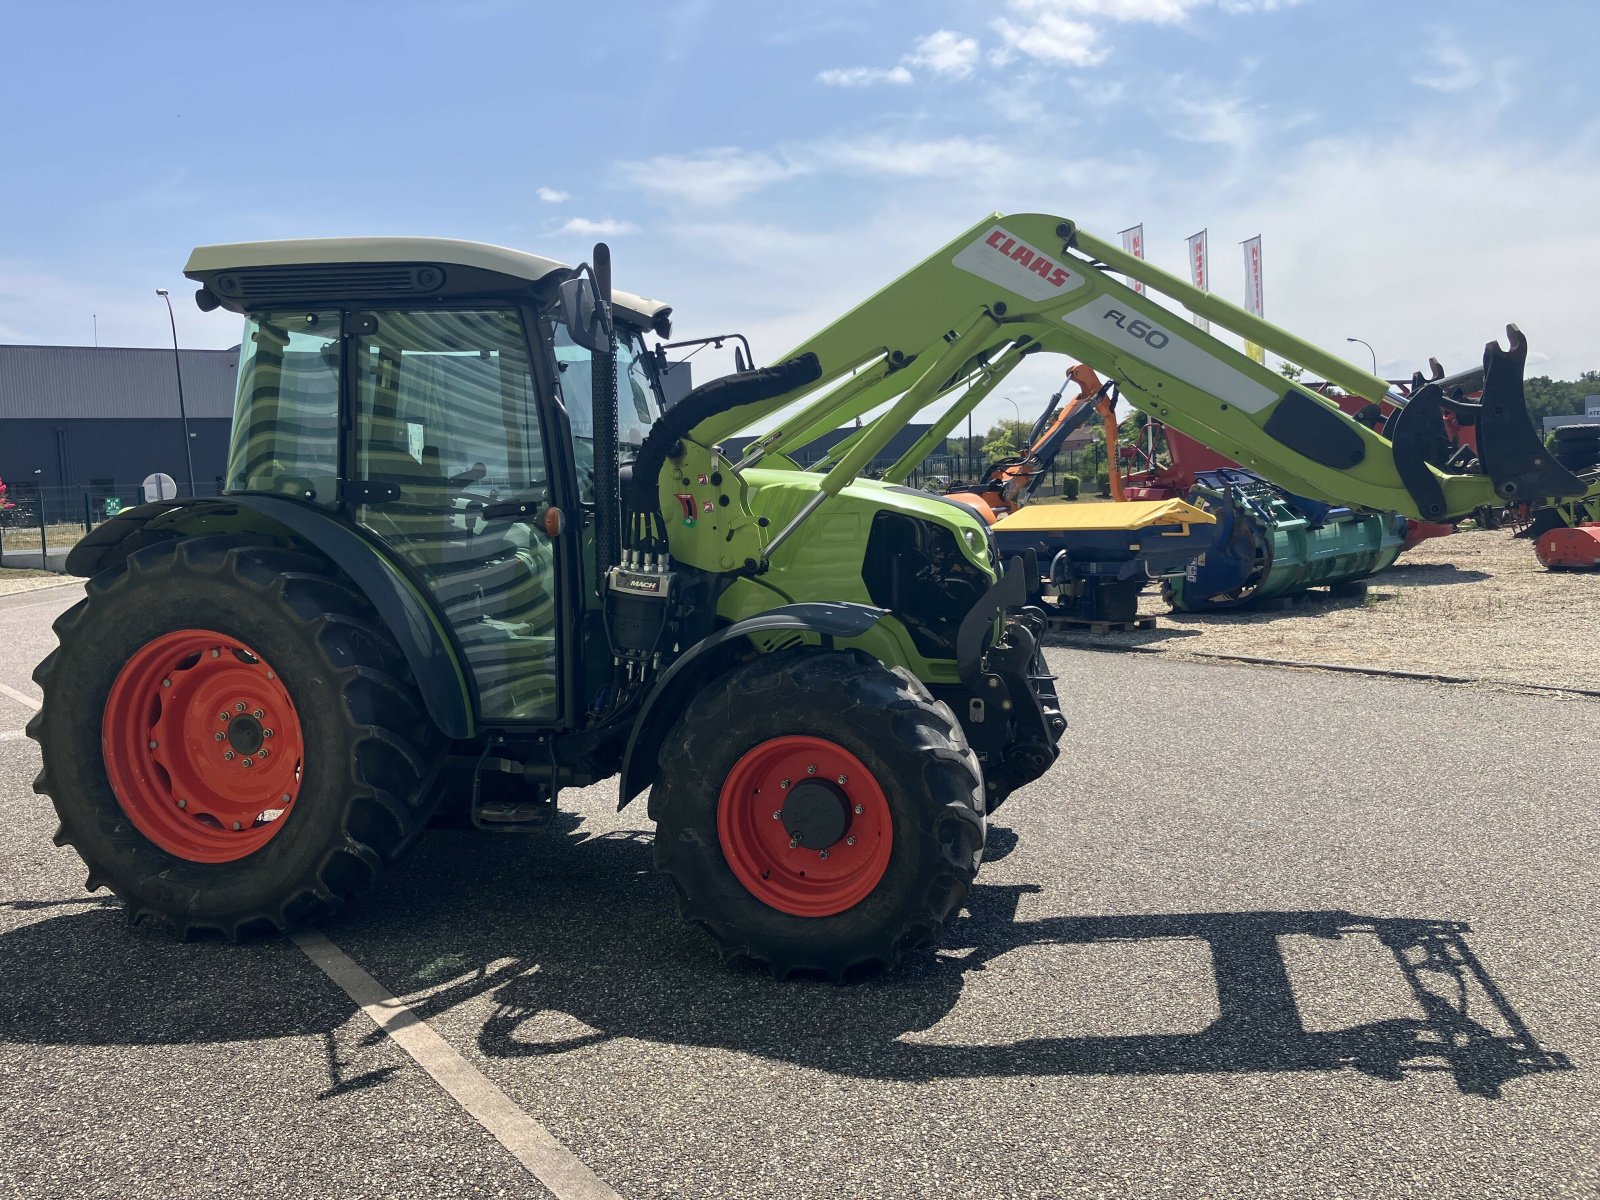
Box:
(183, 236, 672, 332)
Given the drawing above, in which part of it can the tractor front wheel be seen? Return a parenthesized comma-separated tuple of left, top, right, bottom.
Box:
(29, 536, 442, 939)
(650, 649, 985, 978)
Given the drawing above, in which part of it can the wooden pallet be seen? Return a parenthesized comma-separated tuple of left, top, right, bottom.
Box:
(1045, 615, 1157, 634)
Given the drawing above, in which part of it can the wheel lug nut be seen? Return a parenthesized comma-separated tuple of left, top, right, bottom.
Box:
(846, 836, 856, 846)
(779, 779, 790, 789)
(788, 834, 802, 849)
(252, 709, 263, 719)
(161, 678, 172, 688)
(235, 702, 246, 712)
(772, 810, 782, 820)
(215, 732, 225, 742)
(258, 749, 269, 759)
(819, 849, 829, 860)
(243, 758, 254, 768)
(176, 799, 187, 809)
(224, 751, 235, 761)
(263, 729, 273, 738)
(219, 712, 229, 722)
(148, 740, 158, 750)
(231, 821, 242, 831)
(806, 764, 816, 775)
(854, 804, 864, 814)
(837, 774, 848, 785)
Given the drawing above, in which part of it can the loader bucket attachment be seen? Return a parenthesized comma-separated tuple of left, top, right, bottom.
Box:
(1475, 326, 1586, 502)
(1391, 325, 1583, 517)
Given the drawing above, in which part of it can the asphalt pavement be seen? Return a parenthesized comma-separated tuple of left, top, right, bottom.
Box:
(1, 581, 1595, 1199)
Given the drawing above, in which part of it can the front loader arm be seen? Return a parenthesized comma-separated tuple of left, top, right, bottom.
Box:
(700, 213, 1590, 525)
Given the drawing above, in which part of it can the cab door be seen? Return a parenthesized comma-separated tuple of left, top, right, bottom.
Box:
(348, 306, 562, 722)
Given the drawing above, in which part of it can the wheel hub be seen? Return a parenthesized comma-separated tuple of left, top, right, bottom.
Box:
(781, 781, 849, 849)
(225, 714, 265, 756)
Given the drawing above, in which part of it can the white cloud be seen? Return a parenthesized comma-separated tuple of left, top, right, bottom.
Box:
(991, 13, 1108, 67)
(988, 0, 1300, 67)
(618, 148, 810, 206)
(906, 30, 980, 78)
(1156, 81, 1269, 151)
(1411, 36, 1482, 94)
(816, 65, 914, 87)
(558, 217, 638, 237)
(819, 135, 1018, 179)
(1009, 0, 1298, 19)
(1008, 0, 1202, 22)
(535, 187, 570, 203)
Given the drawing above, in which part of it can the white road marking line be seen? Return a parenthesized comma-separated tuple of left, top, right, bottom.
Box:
(293, 930, 622, 1200)
(0, 589, 81, 615)
(0, 681, 41, 711)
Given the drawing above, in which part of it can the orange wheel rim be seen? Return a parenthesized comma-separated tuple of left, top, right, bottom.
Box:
(102, 629, 305, 863)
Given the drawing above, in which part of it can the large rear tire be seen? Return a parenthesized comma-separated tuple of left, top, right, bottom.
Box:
(650, 649, 985, 979)
(28, 536, 443, 939)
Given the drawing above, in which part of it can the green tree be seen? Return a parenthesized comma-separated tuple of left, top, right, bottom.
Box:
(1524, 371, 1599, 426)
(980, 420, 1030, 463)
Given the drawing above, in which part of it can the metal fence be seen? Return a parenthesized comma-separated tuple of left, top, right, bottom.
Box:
(0, 482, 223, 570)
(0, 452, 1113, 572)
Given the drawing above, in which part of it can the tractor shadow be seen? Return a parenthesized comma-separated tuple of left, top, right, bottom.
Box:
(352, 821, 1570, 1100)
(0, 822, 1571, 1102)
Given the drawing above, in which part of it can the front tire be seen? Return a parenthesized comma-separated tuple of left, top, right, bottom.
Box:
(28, 536, 443, 939)
(650, 649, 985, 979)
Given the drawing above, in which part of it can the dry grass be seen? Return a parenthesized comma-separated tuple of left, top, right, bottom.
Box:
(1048, 527, 1600, 694)
(0, 522, 88, 548)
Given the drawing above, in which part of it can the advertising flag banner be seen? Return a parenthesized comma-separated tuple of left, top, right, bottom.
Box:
(1186, 229, 1209, 332)
(1119, 223, 1146, 295)
(1242, 235, 1264, 363)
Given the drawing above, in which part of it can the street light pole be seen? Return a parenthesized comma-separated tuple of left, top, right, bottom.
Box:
(1346, 337, 1378, 377)
(1002, 396, 1022, 453)
(156, 289, 197, 497)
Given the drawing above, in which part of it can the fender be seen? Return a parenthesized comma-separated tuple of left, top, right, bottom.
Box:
(616, 601, 886, 809)
(64, 496, 475, 738)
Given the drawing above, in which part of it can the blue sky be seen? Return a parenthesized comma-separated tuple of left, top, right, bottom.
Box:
(2, 0, 1594, 430)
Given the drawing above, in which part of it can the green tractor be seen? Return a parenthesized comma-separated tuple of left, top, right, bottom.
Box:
(29, 235, 1063, 977)
(30, 212, 1592, 977)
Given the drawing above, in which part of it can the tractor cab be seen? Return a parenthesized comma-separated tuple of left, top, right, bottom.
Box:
(187, 238, 674, 724)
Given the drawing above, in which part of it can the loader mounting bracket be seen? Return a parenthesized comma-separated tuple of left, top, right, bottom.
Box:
(1388, 383, 1453, 521)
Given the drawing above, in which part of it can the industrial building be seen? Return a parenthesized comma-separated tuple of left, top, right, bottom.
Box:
(1544, 396, 1600, 434)
(0, 344, 238, 520)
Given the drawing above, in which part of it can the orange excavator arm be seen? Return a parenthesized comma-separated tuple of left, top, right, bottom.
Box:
(949, 364, 1110, 522)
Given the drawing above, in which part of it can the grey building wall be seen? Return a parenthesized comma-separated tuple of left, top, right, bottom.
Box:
(1, 345, 240, 515)
(1543, 396, 1600, 434)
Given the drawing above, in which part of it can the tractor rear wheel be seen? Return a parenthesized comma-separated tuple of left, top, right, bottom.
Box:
(29, 536, 442, 939)
(650, 649, 985, 979)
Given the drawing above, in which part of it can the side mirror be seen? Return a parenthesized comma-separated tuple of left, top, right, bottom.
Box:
(559, 276, 610, 353)
(558, 243, 615, 354)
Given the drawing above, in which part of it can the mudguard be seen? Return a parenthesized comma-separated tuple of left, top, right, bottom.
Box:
(616, 601, 886, 809)
(64, 496, 475, 738)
